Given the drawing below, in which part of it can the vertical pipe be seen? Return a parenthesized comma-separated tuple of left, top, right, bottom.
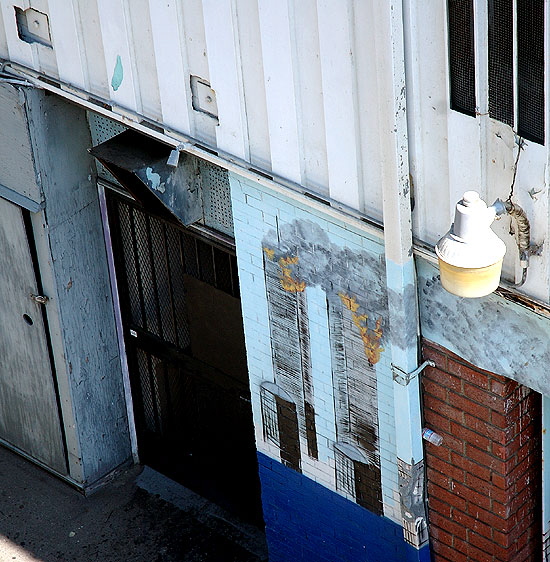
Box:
(384, 0, 428, 552)
(383, 0, 422, 466)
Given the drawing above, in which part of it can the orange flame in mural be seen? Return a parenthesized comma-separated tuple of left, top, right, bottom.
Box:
(339, 293, 384, 365)
(263, 248, 306, 293)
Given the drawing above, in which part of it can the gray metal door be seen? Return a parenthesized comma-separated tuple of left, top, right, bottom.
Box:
(0, 197, 66, 473)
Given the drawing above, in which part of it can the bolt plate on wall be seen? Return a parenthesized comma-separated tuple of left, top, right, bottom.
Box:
(15, 8, 52, 48)
(190, 76, 218, 120)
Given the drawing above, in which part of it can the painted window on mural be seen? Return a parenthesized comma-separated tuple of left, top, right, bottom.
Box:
(335, 448, 356, 497)
(448, 0, 544, 143)
(260, 383, 302, 472)
(260, 219, 387, 516)
(260, 386, 280, 446)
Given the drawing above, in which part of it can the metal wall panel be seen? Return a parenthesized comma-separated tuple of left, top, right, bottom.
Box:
(406, 0, 550, 300)
(0, 197, 66, 474)
(0, 0, 391, 217)
(0, 83, 41, 208)
(1, 0, 548, 299)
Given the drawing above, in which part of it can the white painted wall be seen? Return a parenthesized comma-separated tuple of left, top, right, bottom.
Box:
(0, 0, 548, 302)
(406, 0, 550, 301)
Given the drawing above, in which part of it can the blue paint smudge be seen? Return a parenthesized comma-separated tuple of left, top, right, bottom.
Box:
(111, 55, 124, 91)
(145, 167, 165, 193)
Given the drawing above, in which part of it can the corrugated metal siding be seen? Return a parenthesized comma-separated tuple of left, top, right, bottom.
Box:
(1, 0, 549, 300)
(406, 0, 550, 300)
(0, 0, 388, 218)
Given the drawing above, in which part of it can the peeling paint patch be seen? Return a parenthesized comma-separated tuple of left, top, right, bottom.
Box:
(264, 249, 306, 292)
(339, 293, 384, 365)
(418, 258, 550, 396)
(111, 55, 124, 92)
(262, 219, 387, 325)
(145, 167, 165, 194)
(398, 458, 428, 548)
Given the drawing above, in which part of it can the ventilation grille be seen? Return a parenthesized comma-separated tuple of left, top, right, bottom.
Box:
(200, 161, 233, 236)
(448, 0, 545, 144)
(517, 0, 545, 144)
(89, 113, 234, 235)
(448, 0, 477, 117)
(488, 0, 514, 126)
(87, 112, 128, 184)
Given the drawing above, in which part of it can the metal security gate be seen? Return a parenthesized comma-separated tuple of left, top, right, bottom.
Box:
(106, 190, 264, 525)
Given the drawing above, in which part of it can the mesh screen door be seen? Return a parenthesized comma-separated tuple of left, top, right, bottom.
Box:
(106, 191, 264, 526)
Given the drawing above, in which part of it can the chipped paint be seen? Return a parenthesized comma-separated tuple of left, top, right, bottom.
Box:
(262, 219, 387, 322)
(264, 249, 306, 292)
(418, 258, 550, 396)
(387, 280, 418, 353)
(111, 55, 124, 91)
(145, 167, 165, 193)
(339, 293, 384, 365)
(398, 458, 428, 548)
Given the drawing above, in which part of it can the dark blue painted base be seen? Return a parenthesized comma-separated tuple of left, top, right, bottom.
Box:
(258, 452, 431, 562)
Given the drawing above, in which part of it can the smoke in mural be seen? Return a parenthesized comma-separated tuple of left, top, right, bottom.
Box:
(260, 219, 387, 515)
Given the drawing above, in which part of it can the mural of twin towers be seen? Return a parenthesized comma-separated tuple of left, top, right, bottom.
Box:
(259, 219, 388, 516)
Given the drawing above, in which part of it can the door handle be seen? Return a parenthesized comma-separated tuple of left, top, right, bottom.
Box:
(30, 294, 49, 305)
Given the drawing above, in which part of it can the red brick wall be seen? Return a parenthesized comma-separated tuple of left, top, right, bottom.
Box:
(422, 340, 542, 562)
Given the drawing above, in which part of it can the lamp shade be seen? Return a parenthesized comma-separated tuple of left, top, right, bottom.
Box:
(435, 191, 506, 297)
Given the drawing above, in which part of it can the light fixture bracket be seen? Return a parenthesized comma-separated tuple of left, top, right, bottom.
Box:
(392, 360, 435, 386)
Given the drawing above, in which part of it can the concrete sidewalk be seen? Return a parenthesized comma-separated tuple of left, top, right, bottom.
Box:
(0, 446, 268, 561)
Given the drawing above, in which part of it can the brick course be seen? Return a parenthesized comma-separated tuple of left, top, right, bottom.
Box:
(422, 340, 542, 562)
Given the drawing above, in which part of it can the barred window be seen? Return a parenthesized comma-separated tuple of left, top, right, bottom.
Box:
(448, 0, 545, 144)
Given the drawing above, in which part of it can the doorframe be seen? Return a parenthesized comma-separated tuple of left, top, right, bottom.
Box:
(98, 181, 140, 462)
(97, 177, 242, 465)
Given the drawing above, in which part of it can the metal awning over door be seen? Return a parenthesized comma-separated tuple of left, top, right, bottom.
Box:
(90, 130, 203, 227)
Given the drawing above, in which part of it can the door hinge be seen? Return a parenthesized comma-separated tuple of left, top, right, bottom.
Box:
(30, 293, 49, 305)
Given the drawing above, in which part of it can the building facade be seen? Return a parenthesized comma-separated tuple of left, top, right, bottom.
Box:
(0, 1, 548, 561)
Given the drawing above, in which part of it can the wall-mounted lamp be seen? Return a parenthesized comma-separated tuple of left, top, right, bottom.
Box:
(435, 191, 532, 298)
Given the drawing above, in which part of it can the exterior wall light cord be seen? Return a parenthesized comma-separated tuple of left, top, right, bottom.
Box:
(498, 136, 530, 287)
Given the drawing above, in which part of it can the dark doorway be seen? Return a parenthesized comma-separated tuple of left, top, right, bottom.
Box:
(106, 190, 264, 526)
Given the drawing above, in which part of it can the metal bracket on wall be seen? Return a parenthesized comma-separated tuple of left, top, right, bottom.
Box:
(392, 360, 435, 386)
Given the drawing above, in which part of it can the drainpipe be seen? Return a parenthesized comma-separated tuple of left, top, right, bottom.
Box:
(381, 0, 428, 552)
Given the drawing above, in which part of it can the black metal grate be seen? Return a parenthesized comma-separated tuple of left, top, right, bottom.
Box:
(517, 0, 545, 144)
(488, 0, 514, 126)
(107, 190, 263, 526)
(136, 348, 159, 434)
(109, 194, 239, 353)
(260, 388, 280, 447)
(448, 0, 477, 117)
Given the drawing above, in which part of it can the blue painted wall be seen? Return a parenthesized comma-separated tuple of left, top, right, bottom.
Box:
(258, 452, 430, 562)
(26, 90, 132, 484)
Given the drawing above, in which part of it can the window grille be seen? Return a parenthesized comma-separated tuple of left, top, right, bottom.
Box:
(517, 0, 545, 143)
(448, 0, 477, 116)
(488, 0, 514, 125)
(448, 0, 545, 144)
(260, 387, 280, 447)
(335, 449, 356, 497)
